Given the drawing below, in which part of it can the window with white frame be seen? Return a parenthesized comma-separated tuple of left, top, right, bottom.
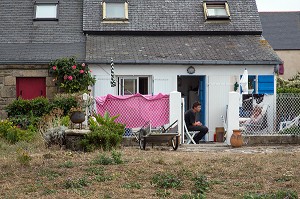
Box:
(203, 1, 230, 20)
(34, 2, 58, 20)
(102, 2, 128, 20)
(118, 76, 151, 95)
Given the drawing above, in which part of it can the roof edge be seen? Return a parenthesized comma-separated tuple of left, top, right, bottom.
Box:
(86, 60, 282, 65)
(0, 60, 86, 65)
(84, 31, 263, 36)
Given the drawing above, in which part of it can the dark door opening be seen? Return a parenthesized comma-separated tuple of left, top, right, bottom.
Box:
(177, 75, 206, 125)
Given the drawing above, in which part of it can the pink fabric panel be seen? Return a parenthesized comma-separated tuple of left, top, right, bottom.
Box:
(95, 93, 170, 128)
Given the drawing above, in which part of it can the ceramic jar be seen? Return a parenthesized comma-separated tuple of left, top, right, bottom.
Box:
(230, 129, 243, 147)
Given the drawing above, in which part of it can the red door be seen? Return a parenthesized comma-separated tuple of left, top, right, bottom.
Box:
(16, 77, 46, 99)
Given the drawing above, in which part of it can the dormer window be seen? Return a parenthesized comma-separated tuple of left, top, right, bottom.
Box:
(203, 1, 230, 20)
(102, 2, 128, 21)
(34, 1, 59, 21)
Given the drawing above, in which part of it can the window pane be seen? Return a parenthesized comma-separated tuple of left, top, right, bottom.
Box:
(207, 7, 227, 16)
(106, 3, 125, 18)
(36, 4, 57, 18)
(124, 79, 137, 95)
(139, 77, 148, 94)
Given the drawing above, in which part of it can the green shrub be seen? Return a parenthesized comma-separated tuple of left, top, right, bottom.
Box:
(5, 97, 50, 130)
(30, 97, 51, 117)
(50, 93, 78, 116)
(81, 112, 125, 151)
(60, 116, 71, 127)
(277, 73, 300, 93)
(277, 87, 300, 93)
(81, 125, 124, 151)
(5, 126, 35, 144)
(0, 120, 36, 143)
(5, 97, 50, 118)
(9, 112, 40, 129)
(5, 98, 31, 117)
(0, 120, 14, 138)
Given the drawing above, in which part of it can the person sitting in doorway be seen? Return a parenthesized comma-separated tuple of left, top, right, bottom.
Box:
(184, 101, 209, 144)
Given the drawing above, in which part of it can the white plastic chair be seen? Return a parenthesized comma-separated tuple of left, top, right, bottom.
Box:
(280, 115, 300, 131)
(183, 123, 198, 144)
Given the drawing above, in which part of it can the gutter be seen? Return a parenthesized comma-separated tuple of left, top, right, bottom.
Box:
(0, 59, 86, 65)
(0, 59, 282, 65)
(86, 60, 282, 65)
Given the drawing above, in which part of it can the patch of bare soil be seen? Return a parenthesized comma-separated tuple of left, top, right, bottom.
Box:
(0, 142, 299, 199)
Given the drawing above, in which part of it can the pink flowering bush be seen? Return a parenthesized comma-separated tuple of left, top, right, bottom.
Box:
(49, 57, 96, 93)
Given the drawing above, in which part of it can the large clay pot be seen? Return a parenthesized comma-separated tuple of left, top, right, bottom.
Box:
(230, 129, 243, 147)
(70, 111, 85, 124)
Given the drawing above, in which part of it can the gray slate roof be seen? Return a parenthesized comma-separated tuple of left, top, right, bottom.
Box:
(86, 35, 281, 64)
(259, 12, 300, 50)
(0, 43, 85, 64)
(0, 0, 85, 63)
(83, 0, 262, 33)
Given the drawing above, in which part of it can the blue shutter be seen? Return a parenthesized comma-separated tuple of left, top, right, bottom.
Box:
(258, 75, 274, 94)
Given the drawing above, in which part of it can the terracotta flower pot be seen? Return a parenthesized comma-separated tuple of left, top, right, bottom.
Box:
(70, 111, 85, 124)
(230, 129, 243, 147)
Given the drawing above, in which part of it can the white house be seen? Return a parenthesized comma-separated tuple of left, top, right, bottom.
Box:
(84, 0, 282, 141)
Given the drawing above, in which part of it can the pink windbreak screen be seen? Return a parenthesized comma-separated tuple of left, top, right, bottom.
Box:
(95, 93, 170, 128)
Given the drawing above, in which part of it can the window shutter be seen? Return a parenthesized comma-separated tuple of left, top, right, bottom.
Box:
(258, 75, 274, 94)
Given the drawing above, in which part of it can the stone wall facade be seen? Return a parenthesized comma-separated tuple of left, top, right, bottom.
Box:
(0, 64, 57, 119)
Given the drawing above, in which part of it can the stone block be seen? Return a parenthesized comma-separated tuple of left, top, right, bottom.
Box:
(13, 69, 48, 77)
(1, 86, 16, 98)
(46, 77, 56, 87)
(4, 76, 16, 86)
(0, 77, 4, 85)
(0, 70, 12, 77)
(244, 135, 300, 145)
(65, 129, 91, 151)
(0, 97, 7, 105)
(47, 86, 58, 99)
(0, 110, 8, 119)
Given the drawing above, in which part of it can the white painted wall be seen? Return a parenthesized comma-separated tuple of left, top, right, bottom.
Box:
(90, 64, 276, 141)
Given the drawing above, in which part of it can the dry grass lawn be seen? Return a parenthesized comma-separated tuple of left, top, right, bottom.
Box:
(0, 139, 299, 199)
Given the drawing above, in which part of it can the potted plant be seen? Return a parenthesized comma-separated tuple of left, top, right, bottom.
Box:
(66, 93, 89, 128)
(49, 57, 96, 93)
(69, 106, 85, 124)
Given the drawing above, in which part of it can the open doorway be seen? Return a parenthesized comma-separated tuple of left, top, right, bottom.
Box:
(177, 75, 206, 125)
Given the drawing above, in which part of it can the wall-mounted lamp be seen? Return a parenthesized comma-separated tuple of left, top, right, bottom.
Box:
(187, 66, 195, 74)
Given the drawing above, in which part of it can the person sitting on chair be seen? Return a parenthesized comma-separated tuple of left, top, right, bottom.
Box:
(242, 105, 267, 132)
(184, 101, 208, 144)
(245, 105, 263, 125)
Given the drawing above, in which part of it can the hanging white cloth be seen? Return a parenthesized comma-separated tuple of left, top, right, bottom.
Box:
(239, 68, 248, 106)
